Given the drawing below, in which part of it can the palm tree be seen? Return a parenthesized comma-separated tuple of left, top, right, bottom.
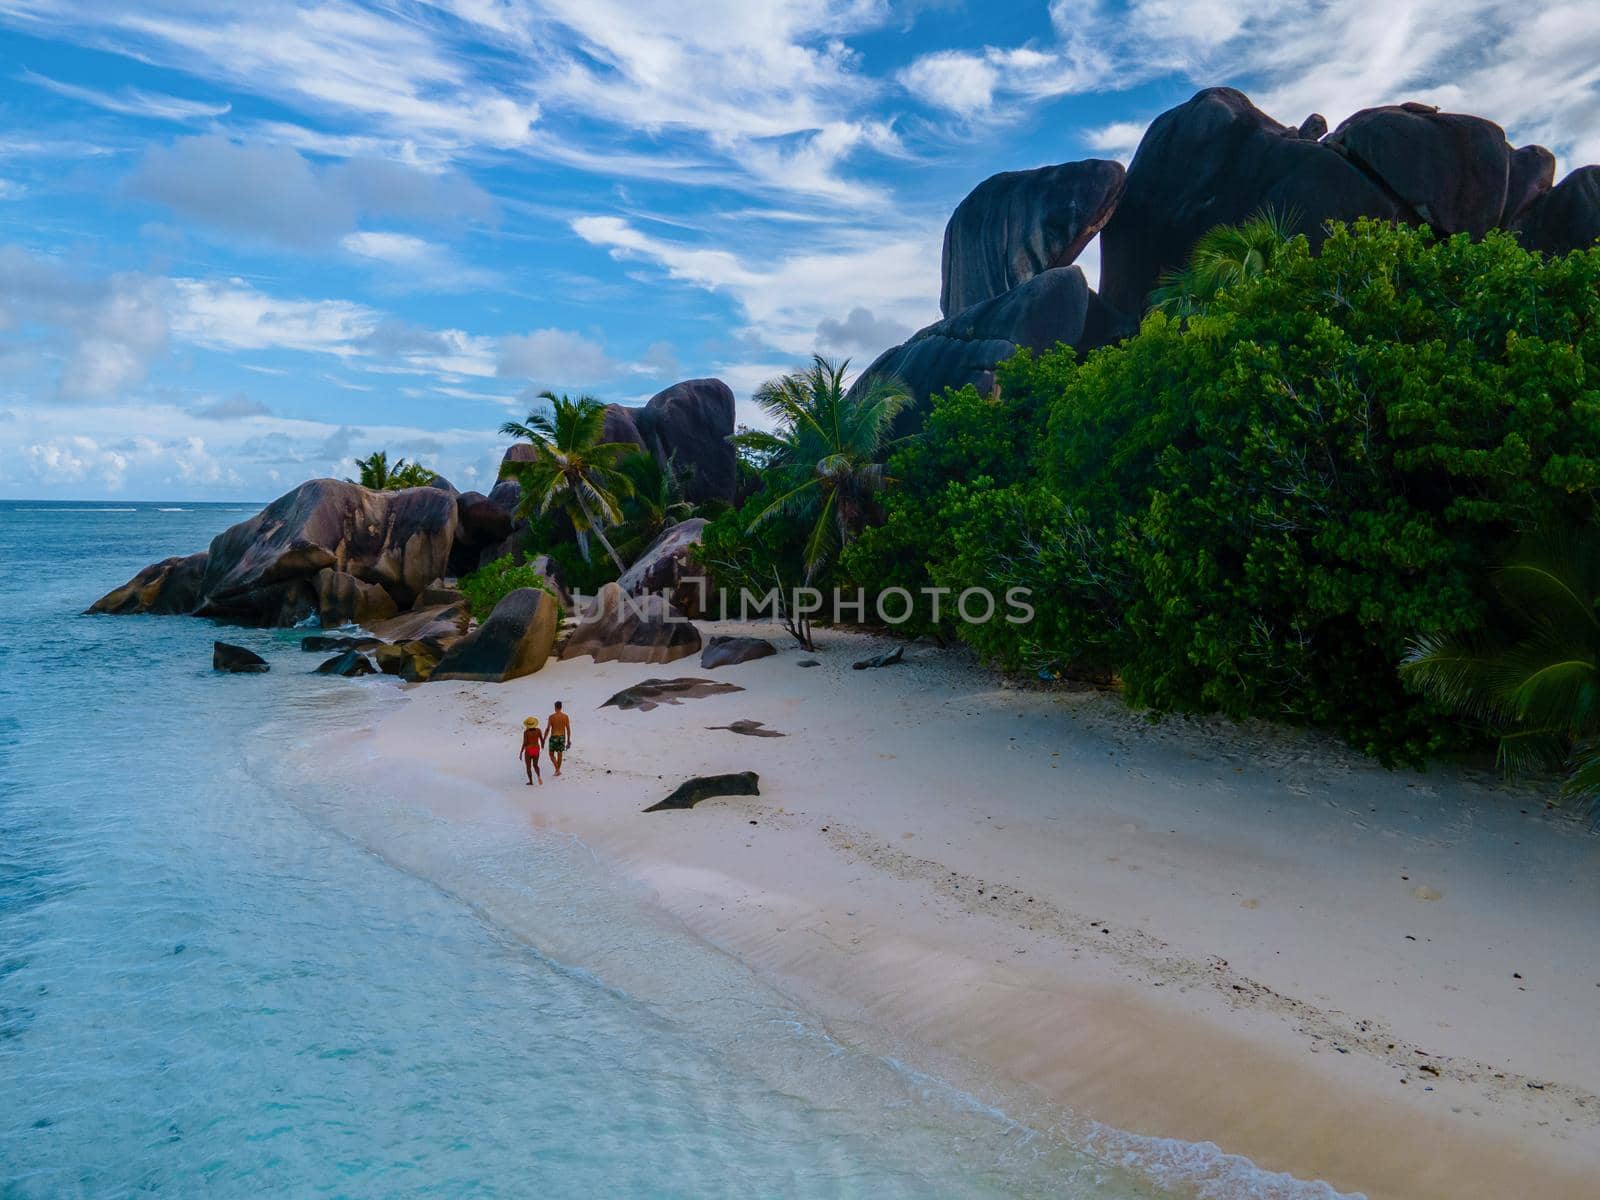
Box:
(1401, 534, 1600, 806)
(498, 392, 636, 573)
(1149, 209, 1298, 317)
(733, 355, 910, 582)
(613, 450, 695, 561)
(349, 450, 398, 489)
(348, 450, 434, 490)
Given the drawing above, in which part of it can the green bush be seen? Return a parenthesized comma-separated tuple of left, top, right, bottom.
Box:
(458, 555, 565, 623)
(853, 220, 1600, 763)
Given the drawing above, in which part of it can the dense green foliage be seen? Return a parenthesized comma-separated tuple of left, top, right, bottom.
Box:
(348, 450, 435, 490)
(499, 392, 637, 573)
(733, 355, 910, 581)
(1402, 536, 1600, 803)
(845, 220, 1600, 763)
(458, 554, 565, 623)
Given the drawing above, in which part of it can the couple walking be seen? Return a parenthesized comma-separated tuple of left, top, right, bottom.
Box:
(519, 701, 571, 786)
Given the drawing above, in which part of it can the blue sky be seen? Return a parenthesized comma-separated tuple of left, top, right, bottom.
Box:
(1, 0, 1596, 499)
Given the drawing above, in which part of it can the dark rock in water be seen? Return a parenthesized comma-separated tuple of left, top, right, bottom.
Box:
(940, 159, 1125, 316)
(561, 582, 701, 665)
(796, 659, 820, 668)
(315, 649, 376, 677)
(431, 587, 559, 683)
(1326, 103, 1510, 237)
(1503, 144, 1556, 224)
(314, 567, 398, 629)
(707, 719, 785, 738)
(1099, 87, 1404, 316)
(644, 771, 760, 812)
(213, 641, 268, 673)
(1296, 113, 1328, 140)
(853, 267, 1133, 423)
(1514, 166, 1600, 255)
(301, 634, 383, 653)
(852, 646, 904, 670)
(193, 479, 457, 626)
(88, 551, 208, 616)
(618, 519, 710, 617)
(600, 677, 745, 712)
(700, 635, 777, 670)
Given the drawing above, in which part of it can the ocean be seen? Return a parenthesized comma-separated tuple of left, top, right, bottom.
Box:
(0, 501, 1350, 1199)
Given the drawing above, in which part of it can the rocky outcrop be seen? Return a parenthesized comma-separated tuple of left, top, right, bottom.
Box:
(366, 601, 469, 645)
(315, 649, 377, 677)
(301, 633, 383, 653)
(449, 489, 516, 576)
(600, 677, 744, 711)
(88, 551, 207, 615)
(560, 582, 702, 665)
(213, 641, 268, 673)
(1503, 145, 1556, 225)
(644, 772, 760, 812)
(315, 568, 399, 628)
(1514, 166, 1600, 256)
(628, 378, 738, 505)
(941, 159, 1125, 315)
(1098, 88, 1406, 315)
(1325, 103, 1510, 238)
(852, 267, 1133, 419)
(194, 479, 458, 626)
(617, 519, 709, 616)
(374, 638, 447, 681)
(430, 587, 560, 683)
(700, 635, 776, 670)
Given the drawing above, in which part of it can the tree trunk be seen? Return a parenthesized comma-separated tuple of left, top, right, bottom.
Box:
(571, 489, 627, 574)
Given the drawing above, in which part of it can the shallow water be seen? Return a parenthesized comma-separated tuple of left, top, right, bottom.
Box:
(0, 502, 1352, 1198)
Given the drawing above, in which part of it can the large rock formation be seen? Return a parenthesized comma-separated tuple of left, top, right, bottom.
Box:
(430, 587, 560, 683)
(194, 479, 458, 626)
(852, 266, 1133, 418)
(560, 581, 701, 665)
(628, 378, 738, 505)
(1325, 103, 1511, 238)
(617, 518, 709, 617)
(315, 567, 399, 628)
(941, 159, 1125, 315)
(449, 489, 516, 576)
(1098, 88, 1406, 316)
(1514, 166, 1600, 256)
(88, 551, 207, 616)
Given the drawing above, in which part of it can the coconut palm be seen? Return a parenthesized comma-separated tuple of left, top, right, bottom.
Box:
(733, 355, 910, 582)
(612, 450, 695, 562)
(349, 450, 434, 490)
(1149, 209, 1299, 317)
(1401, 534, 1600, 806)
(498, 392, 636, 573)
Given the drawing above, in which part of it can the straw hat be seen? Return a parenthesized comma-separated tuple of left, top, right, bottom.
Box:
(523, 716, 540, 728)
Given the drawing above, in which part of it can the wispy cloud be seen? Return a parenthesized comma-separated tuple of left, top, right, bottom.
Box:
(19, 66, 230, 122)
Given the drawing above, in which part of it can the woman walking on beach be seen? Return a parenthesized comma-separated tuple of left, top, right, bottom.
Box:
(520, 716, 544, 786)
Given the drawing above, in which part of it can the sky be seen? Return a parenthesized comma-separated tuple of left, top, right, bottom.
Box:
(1, 1, 1597, 500)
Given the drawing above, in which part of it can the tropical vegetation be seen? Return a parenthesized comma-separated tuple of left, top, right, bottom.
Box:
(459, 554, 565, 624)
(348, 450, 436, 490)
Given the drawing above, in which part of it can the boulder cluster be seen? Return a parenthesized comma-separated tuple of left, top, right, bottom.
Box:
(90, 377, 739, 684)
(853, 87, 1600, 417)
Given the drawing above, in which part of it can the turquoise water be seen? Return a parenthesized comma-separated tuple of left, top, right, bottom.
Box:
(0, 502, 1350, 1199)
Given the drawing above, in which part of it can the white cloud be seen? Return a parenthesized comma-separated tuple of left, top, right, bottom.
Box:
(897, 51, 998, 117)
(0, 179, 27, 200)
(572, 214, 940, 357)
(20, 67, 230, 122)
(128, 135, 494, 250)
(497, 328, 620, 387)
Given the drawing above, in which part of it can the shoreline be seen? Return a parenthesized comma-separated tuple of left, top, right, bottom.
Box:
(333, 623, 1600, 1199)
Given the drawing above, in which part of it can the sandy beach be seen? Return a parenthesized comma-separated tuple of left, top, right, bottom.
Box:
(342, 623, 1600, 1199)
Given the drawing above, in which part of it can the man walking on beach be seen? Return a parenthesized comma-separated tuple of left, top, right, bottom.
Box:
(547, 701, 572, 777)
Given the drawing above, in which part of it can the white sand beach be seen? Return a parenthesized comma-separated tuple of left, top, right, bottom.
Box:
(343, 624, 1600, 1200)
